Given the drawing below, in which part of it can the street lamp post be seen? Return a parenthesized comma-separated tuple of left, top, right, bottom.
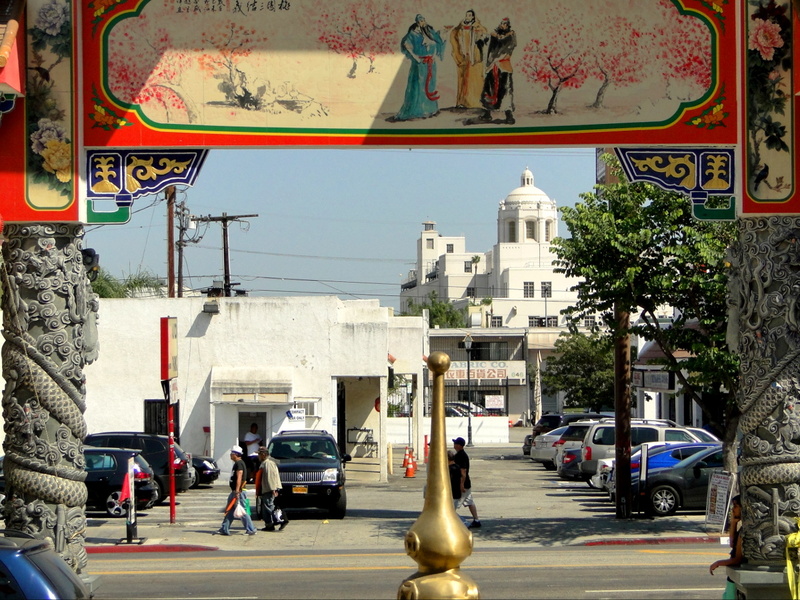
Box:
(464, 334, 474, 447)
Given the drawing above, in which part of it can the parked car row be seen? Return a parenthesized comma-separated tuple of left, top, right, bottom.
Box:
(530, 414, 726, 517)
(0, 432, 221, 520)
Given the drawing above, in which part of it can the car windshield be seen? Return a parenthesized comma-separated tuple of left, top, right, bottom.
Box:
(27, 547, 88, 598)
(545, 426, 569, 438)
(673, 447, 723, 469)
(690, 428, 721, 443)
(269, 438, 338, 460)
(561, 425, 590, 441)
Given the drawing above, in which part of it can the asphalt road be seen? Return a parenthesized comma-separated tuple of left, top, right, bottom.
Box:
(87, 544, 729, 599)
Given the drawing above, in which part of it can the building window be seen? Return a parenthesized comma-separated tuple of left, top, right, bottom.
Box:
(546, 316, 559, 327)
(466, 286, 475, 297)
(426, 238, 434, 249)
(508, 221, 517, 243)
(491, 316, 503, 327)
(526, 220, 536, 240)
(464, 261, 473, 273)
(584, 316, 596, 328)
(528, 316, 539, 327)
(446, 244, 454, 253)
(545, 221, 553, 242)
(541, 282, 552, 298)
(524, 282, 535, 298)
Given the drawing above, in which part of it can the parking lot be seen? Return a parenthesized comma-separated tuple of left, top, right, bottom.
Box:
(84, 428, 717, 552)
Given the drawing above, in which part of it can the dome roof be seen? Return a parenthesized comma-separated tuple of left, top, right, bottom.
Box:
(503, 168, 553, 207)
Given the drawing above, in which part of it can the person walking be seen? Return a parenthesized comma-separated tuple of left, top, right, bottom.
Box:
(218, 445, 257, 536)
(452, 437, 481, 528)
(255, 446, 288, 532)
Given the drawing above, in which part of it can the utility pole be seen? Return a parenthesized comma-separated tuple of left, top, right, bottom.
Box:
(192, 213, 258, 296)
(166, 186, 176, 298)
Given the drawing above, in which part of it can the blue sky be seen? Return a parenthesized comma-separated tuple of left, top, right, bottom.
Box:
(84, 148, 597, 310)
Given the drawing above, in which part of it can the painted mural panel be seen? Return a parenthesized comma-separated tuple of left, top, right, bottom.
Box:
(82, 0, 738, 148)
(0, 0, 80, 223)
(740, 0, 799, 215)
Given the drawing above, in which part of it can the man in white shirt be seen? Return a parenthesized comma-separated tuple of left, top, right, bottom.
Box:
(243, 423, 262, 482)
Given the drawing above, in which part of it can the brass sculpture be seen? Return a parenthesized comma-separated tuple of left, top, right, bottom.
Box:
(398, 351, 479, 600)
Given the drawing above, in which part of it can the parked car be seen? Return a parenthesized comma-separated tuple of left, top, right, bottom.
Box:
(445, 401, 486, 416)
(686, 427, 722, 443)
(530, 426, 569, 470)
(84, 447, 158, 517)
(552, 420, 599, 476)
(267, 430, 351, 519)
(522, 433, 533, 456)
(532, 412, 609, 438)
(84, 432, 192, 503)
(579, 419, 704, 479)
(606, 442, 721, 501)
(0, 530, 91, 599)
(557, 447, 584, 481)
(189, 455, 221, 489)
(634, 445, 725, 516)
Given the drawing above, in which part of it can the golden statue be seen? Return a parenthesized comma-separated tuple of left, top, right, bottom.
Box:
(398, 351, 480, 600)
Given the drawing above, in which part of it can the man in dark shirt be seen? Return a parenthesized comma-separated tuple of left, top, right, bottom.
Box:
(453, 437, 481, 528)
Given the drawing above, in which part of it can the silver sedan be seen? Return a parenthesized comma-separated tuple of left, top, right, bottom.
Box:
(530, 426, 569, 470)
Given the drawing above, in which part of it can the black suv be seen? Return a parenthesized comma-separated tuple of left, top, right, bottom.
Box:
(267, 430, 351, 519)
(84, 432, 192, 503)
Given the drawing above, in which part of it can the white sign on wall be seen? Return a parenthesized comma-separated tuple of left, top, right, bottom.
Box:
(484, 395, 505, 410)
(287, 408, 306, 422)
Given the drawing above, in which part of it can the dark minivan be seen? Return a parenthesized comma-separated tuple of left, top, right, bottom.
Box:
(84, 432, 192, 503)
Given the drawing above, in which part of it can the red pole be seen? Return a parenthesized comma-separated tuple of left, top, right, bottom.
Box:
(168, 402, 176, 524)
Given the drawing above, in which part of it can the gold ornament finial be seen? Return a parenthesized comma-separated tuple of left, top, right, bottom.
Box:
(398, 351, 479, 600)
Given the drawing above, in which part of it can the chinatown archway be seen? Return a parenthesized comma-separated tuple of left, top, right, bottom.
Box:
(0, 1, 798, 590)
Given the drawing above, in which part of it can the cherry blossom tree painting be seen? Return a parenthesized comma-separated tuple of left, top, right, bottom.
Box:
(653, 0, 712, 100)
(587, 17, 646, 109)
(519, 8, 591, 114)
(315, 0, 399, 78)
(107, 11, 198, 123)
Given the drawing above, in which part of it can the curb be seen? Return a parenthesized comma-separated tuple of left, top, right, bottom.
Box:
(87, 544, 218, 554)
(582, 536, 721, 546)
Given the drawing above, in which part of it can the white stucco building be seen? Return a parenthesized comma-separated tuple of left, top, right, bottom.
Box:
(401, 168, 584, 331)
(82, 296, 428, 481)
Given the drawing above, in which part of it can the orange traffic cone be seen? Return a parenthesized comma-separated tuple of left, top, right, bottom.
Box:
(404, 453, 416, 478)
(401, 447, 410, 469)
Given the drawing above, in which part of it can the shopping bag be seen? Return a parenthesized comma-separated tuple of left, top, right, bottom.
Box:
(243, 495, 251, 516)
(233, 501, 246, 519)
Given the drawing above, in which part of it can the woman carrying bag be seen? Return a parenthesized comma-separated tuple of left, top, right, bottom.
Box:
(217, 445, 257, 536)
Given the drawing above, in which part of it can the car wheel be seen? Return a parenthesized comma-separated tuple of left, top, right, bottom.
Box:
(105, 491, 126, 517)
(543, 461, 556, 471)
(154, 480, 165, 504)
(329, 490, 346, 519)
(189, 467, 199, 489)
(649, 485, 679, 516)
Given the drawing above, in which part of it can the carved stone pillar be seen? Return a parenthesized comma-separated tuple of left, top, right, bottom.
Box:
(728, 216, 800, 565)
(1, 223, 98, 572)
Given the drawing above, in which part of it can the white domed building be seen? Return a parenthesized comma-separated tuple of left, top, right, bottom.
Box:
(400, 167, 583, 331)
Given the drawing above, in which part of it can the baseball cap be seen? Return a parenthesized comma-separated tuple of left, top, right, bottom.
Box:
(452, 437, 466, 446)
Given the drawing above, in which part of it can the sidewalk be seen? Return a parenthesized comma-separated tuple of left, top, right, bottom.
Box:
(85, 431, 723, 554)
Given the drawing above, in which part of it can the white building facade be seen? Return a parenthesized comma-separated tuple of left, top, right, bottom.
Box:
(82, 296, 428, 481)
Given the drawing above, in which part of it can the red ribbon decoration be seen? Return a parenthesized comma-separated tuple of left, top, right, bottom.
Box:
(422, 55, 440, 101)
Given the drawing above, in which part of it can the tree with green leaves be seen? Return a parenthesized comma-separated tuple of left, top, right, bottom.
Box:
(541, 330, 615, 412)
(553, 156, 739, 461)
(90, 268, 166, 299)
(402, 291, 466, 328)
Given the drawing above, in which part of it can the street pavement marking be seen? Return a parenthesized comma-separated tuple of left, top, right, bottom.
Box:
(586, 588, 722, 594)
(87, 562, 709, 576)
